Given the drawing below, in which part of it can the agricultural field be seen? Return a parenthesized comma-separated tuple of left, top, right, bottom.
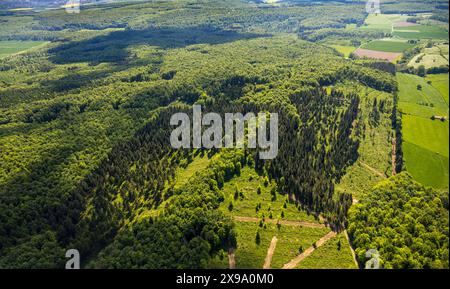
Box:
(397, 73, 449, 189)
(361, 40, 415, 53)
(360, 14, 393, 33)
(0, 41, 48, 59)
(353, 48, 401, 62)
(393, 25, 449, 40)
(426, 73, 449, 105)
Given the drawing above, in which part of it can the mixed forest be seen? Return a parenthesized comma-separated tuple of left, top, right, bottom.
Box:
(0, 0, 448, 269)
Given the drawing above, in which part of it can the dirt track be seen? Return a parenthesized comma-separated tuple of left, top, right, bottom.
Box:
(392, 137, 397, 176)
(263, 236, 278, 269)
(228, 248, 236, 269)
(344, 230, 359, 268)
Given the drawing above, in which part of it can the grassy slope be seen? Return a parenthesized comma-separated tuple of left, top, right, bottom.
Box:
(393, 25, 449, 40)
(218, 166, 319, 222)
(426, 73, 449, 106)
(397, 73, 449, 189)
(0, 41, 48, 58)
(207, 165, 357, 269)
(296, 233, 357, 269)
(209, 221, 330, 269)
(172, 153, 213, 190)
(403, 141, 449, 189)
(361, 40, 415, 53)
(397, 73, 448, 117)
(335, 85, 393, 199)
(360, 14, 392, 33)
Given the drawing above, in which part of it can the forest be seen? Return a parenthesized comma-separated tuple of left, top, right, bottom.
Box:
(0, 0, 448, 269)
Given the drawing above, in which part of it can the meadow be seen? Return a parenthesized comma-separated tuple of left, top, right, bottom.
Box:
(397, 73, 449, 189)
(393, 25, 449, 40)
(0, 41, 48, 58)
(397, 73, 448, 117)
(361, 40, 415, 53)
(360, 14, 393, 33)
(296, 233, 357, 269)
(426, 73, 449, 106)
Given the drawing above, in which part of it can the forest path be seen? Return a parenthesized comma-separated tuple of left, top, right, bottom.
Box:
(228, 248, 236, 269)
(234, 216, 326, 228)
(392, 136, 397, 176)
(282, 231, 337, 269)
(263, 236, 278, 269)
(344, 230, 359, 268)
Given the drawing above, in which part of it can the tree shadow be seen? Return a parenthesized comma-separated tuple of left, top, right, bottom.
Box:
(49, 26, 270, 64)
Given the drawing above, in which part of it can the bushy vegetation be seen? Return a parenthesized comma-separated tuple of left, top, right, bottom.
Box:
(348, 172, 449, 269)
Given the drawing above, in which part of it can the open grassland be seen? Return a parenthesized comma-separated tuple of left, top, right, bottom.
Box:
(397, 73, 448, 117)
(403, 141, 449, 189)
(393, 25, 449, 40)
(402, 115, 449, 159)
(218, 166, 319, 223)
(361, 40, 415, 53)
(408, 44, 449, 69)
(296, 233, 357, 269)
(0, 41, 48, 59)
(426, 74, 449, 106)
(397, 73, 449, 189)
(360, 14, 392, 33)
(219, 222, 329, 269)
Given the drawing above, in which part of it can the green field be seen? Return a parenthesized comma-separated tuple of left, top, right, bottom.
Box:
(397, 73, 448, 117)
(426, 74, 449, 106)
(403, 114, 449, 158)
(403, 141, 449, 189)
(0, 41, 48, 59)
(397, 73, 449, 189)
(296, 233, 357, 269)
(361, 40, 415, 53)
(330, 45, 356, 57)
(393, 25, 449, 40)
(360, 14, 392, 33)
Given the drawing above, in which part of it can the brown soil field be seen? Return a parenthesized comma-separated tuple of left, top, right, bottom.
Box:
(353, 48, 401, 62)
